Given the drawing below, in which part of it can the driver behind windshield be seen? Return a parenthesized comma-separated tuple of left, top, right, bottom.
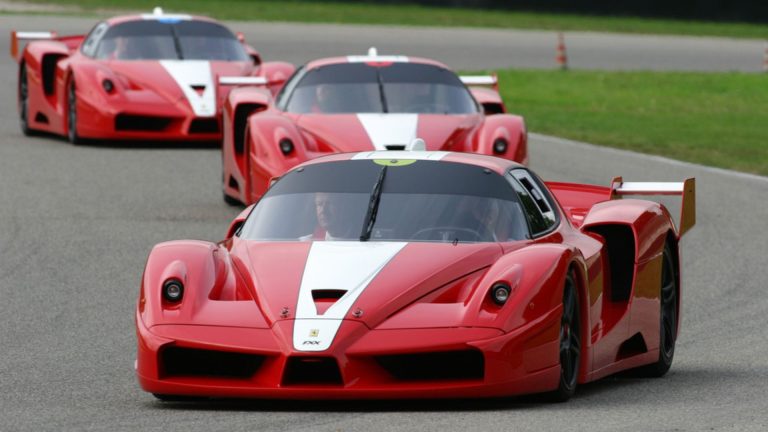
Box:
(299, 192, 359, 240)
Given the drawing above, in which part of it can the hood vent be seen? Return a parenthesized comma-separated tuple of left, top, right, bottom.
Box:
(191, 84, 206, 96)
(312, 289, 346, 315)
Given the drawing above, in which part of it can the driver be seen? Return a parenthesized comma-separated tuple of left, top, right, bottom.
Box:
(300, 192, 358, 240)
(312, 84, 343, 113)
(470, 198, 502, 241)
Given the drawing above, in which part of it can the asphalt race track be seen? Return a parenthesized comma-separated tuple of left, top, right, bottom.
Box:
(1, 15, 767, 432)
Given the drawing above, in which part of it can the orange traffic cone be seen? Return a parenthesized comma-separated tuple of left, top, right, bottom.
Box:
(556, 32, 568, 70)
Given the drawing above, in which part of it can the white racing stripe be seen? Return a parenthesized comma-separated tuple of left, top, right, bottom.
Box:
(293, 242, 407, 352)
(159, 60, 216, 117)
(357, 114, 419, 150)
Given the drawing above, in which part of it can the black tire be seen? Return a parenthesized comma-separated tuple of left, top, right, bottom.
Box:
(636, 242, 678, 377)
(223, 191, 243, 206)
(19, 63, 33, 136)
(547, 271, 581, 402)
(67, 78, 84, 145)
(222, 158, 243, 206)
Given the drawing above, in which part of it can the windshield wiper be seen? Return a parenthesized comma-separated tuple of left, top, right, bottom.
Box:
(375, 69, 389, 113)
(170, 25, 185, 60)
(359, 166, 387, 241)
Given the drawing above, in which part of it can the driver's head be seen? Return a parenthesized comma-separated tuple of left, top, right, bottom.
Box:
(472, 198, 501, 228)
(315, 85, 333, 112)
(315, 192, 351, 237)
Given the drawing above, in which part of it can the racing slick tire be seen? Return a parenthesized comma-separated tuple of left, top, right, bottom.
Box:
(636, 242, 678, 377)
(19, 63, 35, 136)
(67, 77, 85, 145)
(547, 271, 581, 402)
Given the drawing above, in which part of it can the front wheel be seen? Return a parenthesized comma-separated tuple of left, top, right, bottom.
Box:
(19, 63, 36, 136)
(547, 271, 581, 402)
(67, 78, 84, 145)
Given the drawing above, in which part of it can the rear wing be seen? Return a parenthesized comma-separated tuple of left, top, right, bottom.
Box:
(610, 177, 696, 237)
(10, 31, 57, 62)
(460, 75, 498, 91)
(219, 76, 268, 86)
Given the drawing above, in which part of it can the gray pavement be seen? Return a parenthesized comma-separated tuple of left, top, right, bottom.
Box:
(1, 15, 767, 432)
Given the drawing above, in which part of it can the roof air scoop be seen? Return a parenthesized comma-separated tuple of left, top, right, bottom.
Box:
(368, 47, 378, 57)
(406, 138, 426, 151)
(153, 6, 164, 15)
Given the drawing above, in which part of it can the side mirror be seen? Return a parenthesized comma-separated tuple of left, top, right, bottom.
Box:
(226, 204, 255, 239)
(251, 53, 262, 67)
(236, 31, 245, 43)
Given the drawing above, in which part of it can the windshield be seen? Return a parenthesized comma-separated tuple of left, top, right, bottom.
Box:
(282, 63, 478, 114)
(239, 160, 529, 243)
(94, 20, 249, 61)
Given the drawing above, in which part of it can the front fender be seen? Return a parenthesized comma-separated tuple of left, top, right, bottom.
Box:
(245, 114, 315, 201)
(466, 243, 578, 331)
(139, 240, 264, 329)
(471, 114, 527, 165)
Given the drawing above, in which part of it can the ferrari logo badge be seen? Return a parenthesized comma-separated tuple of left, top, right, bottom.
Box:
(309, 329, 319, 338)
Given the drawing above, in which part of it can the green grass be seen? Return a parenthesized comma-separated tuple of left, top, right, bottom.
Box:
(11, 0, 768, 39)
(492, 70, 768, 175)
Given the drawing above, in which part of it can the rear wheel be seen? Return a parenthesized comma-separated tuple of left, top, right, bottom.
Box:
(548, 272, 581, 402)
(223, 191, 243, 206)
(637, 242, 678, 377)
(19, 63, 32, 136)
(67, 78, 84, 145)
(222, 157, 243, 206)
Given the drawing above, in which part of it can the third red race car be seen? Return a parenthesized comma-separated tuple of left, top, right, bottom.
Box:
(220, 48, 527, 205)
(12, 8, 294, 143)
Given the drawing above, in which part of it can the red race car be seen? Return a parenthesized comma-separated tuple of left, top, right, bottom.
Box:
(136, 150, 695, 401)
(220, 48, 527, 205)
(11, 8, 294, 143)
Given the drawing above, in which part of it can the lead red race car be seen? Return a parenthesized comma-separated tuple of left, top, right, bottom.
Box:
(136, 150, 695, 401)
(220, 49, 527, 205)
(11, 8, 294, 143)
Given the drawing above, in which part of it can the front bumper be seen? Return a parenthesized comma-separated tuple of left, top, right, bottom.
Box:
(135, 309, 561, 399)
(77, 95, 221, 142)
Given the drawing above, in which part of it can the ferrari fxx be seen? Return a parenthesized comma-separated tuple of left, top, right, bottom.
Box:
(12, 8, 294, 143)
(220, 49, 527, 205)
(136, 150, 695, 401)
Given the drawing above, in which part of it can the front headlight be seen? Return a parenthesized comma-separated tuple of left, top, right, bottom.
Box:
(162, 279, 184, 302)
(489, 282, 511, 305)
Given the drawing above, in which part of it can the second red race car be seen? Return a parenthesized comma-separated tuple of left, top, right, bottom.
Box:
(12, 8, 294, 144)
(220, 48, 527, 205)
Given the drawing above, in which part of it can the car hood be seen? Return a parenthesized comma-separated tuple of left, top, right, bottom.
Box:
(105, 60, 254, 115)
(295, 113, 481, 152)
(234, 240, 503, 351)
